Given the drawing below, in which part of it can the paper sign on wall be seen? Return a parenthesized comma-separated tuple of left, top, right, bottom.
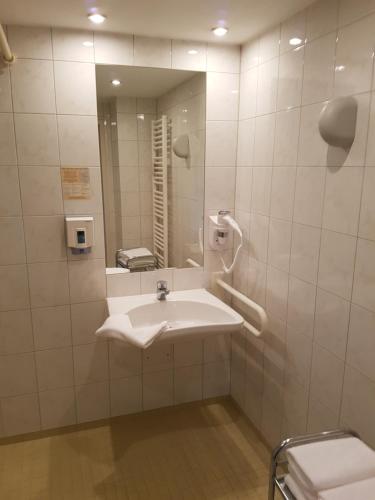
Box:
(61, 168, 91, 200)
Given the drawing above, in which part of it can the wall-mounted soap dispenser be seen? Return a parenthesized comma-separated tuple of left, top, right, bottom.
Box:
(65, 216, 94, 254)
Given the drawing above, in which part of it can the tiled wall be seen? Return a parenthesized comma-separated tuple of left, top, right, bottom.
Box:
(112, 96, 156, 253)
(158, 73, 206, 268)
(230, 0, 375, 449)
(0, 25, 240, 437)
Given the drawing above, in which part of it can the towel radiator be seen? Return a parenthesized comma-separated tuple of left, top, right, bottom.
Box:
(268, 428, 360, 500)
(152, 115, 170, 268)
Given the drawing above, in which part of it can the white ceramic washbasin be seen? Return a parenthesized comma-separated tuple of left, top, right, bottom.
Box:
(106, 288, 244, 343)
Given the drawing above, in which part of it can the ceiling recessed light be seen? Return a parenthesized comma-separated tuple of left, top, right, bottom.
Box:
(335, 65, 345, 72)
(212, 26, 228, 37)
(82, 40, 94, 47)
(289, 37, 302, 46)
(88, 13, 107, 24)
(188, 49, 198, 55)
(111, 79, 121, 86)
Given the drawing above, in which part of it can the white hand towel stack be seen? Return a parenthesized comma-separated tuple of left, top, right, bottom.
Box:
(284, 437, 375, 500)
(95, 314, 168, 349)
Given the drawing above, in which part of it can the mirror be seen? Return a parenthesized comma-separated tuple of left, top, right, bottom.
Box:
(96, 64, 206, 272)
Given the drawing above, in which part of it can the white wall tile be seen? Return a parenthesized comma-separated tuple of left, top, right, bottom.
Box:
(323, 166, 363, 235)
(203, 360, 230, 398)
(277, 47, 304, 111)
(318, 230, 356, 300)
(0, 309, 33, 355)
(54, 61, 97, 115)
(173, 267, 204, 291)
(107, 271, 140, 297)
(110, 376, 142, 416)
(293, 166, 326, 227)
(206, 72, 239, 121)
(143, 369, 173, 410)
(19, 167, 63, 216)
(15, 113, 59, 166)
(70, 300, 107, 345)
(203, 335, 231, 363)
(287, 276, 316, 338)
(172, 40, 206, 71)
(205, 167, 235, 209)
(68, 259, 106, 303)
(94, 32, 133, 65)
(0, 113, 17, 165)
(339, 0, 375, 28)
(280, 10, 306, 54)
(290, 223, 321, 284)
(207, 44, 240, 73)
(52, 28, 94, 62)
(39, 386, 76, 429)
(270, 166, 296, 221)
(273, 108, 300, 166)
(8, 25, 52, 59)
(134, 36, 171, 68)
(24, 216, 66, 263)
(73, 342, 108, 385)
(174, 340, 203, 367)
(314, 288, 350, 359)
(302, 33, 335, 105)
(0, 265, 29, 311)
(334, 14, 375, 97)
(35, 346, 74, 391)
(0, 218, 26, 265)
(266, 266, 289, 322)
(143, 343, 173, 373)
(241, 38, 259, 72)
(28, 261, 69, 308)
(0, 67, 12, 112)
(249, 214, 269, 262)
(109, 341, 142, 379)
(0, 352, 37, 397)
(352, 238, 375, 312)
(0, 167, 21, 216)
(307, 397, 339, 434)
(256, 59, 278, 115)
(253, 114, 275, 166)
(298, 102, 328, 166)
(347, 304, 375, 382)
(32, 305, 71, 350)
(359, 166, 375, 239)
(58, 115, 99, 166)
(235, 167, 252, 212)
(75, 381, 110, 423)
(239, 68, 258, 119)
(237, 119, 255, 166)
(205, 121, 237, 167)
(341, 365, 375, 448)
(251, 167, 272, 215)
(268, 218, 292, 272)
(1, 393, 40, 436)
(174, 365, 202, 404)
(258, 26, 280, 63)
(11, 59, 55, 114)
(306, 0, 338, 41)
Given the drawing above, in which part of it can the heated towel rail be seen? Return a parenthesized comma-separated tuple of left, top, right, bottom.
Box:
(152, 115, 170, 268)
(216, 278, 268, 338)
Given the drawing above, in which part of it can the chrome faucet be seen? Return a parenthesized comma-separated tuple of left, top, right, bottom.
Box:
(156, 280, 169, 301)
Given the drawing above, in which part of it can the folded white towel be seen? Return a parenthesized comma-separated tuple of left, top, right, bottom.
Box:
(285, 474, 317, 500)
(95, 314, 168, 349)
(318, 477, 375, 500)
(287, 437, 375, 493)
(288, 461, 318, 498)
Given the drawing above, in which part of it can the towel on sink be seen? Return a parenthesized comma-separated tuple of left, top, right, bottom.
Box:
(95, 314, 168, 349)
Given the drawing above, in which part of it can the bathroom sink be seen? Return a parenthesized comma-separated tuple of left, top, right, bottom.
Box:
(106, 288, 244, 343)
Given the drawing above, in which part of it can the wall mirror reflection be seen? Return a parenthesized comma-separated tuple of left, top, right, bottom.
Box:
(96, 65, 206, 273)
